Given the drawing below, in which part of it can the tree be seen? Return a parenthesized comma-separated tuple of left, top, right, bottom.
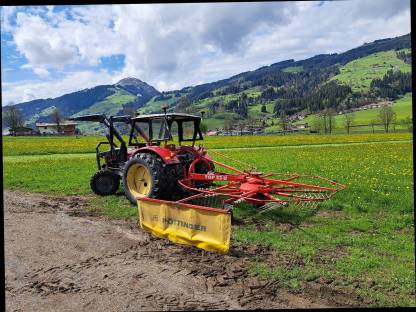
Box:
(378, 105, 396, 133)
(400, 116, 413, 133)
(318, 109, 336, 134)
(325, 109, 336, 134)
(223, 117, 235, 134)
(236, 120, 245, 135)
(312, 115, 324, 133)
(122, 107, 138, 117)
(51, 107, 63, 134)
(237, 93, 248, 118)
(369, 119, 378, 134)
(200, 122, 208, 134)
(278, 112, 290, 134)
(2, 105, 24, 136)
(245, 116, 257, 130)
(343, 112, 355, 134)
(175, 96, 192, 113)
(261, 104, 267, 113)
(260, 87, 277, 101)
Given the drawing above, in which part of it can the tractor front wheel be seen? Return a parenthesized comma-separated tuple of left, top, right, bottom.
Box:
(122, 153, 166, 205)
(90, 170, 120, 196)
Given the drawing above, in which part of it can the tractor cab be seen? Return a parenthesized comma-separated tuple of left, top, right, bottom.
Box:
(128, 113, 204, 147)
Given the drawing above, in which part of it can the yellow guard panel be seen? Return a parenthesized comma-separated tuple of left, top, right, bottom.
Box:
(137, 198, 231, 253)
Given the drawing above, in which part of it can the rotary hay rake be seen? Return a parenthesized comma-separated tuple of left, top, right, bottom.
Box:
(174, 149, 346, 212)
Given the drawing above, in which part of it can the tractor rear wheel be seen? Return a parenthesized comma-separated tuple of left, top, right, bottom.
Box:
(122, 153, 167, 205)
(90, 170, 120, 196)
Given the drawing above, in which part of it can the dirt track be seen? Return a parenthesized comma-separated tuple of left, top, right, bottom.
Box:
(4, 190, 359, 311)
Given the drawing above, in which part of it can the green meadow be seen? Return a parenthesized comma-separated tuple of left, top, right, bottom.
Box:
(331, 50, 411, 93)
(2, 132, 414, 306)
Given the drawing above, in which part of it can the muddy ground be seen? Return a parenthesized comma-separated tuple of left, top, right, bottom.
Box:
(4, 190, 362, 311)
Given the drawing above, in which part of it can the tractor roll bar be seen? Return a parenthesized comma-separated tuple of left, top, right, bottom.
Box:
(70, 114, 126, 145)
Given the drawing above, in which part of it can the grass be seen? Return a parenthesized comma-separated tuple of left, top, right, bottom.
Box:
(330, 50, 411, 93)
(3, 153, 137, 218)
(2, 133, 414, 306)
(248, 102, 275, 118)
(226, 142, 414, 306)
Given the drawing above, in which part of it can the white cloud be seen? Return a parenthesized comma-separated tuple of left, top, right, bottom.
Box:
(33, 67, 50, 78)
(20, 63, 50, 77)
(1, 0, 411, 104)
(14, 12, 79, 68)
(2, 70, 118, 104)
(22, 89, 36, 102)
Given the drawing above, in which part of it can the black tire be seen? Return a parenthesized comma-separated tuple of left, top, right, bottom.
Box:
(90, 170, 120, 196)
(122, 153, 170, 205)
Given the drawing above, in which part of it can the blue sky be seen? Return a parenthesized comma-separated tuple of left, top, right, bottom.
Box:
(0, 1, 411, 105)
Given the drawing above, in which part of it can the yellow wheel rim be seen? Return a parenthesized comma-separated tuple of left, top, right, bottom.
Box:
(126, 163, 152, 198)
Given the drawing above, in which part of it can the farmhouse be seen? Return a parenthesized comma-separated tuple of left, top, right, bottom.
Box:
(295, 123, 309, 130)
(36, 121, 78, 135)
(8, 126, 38, 136)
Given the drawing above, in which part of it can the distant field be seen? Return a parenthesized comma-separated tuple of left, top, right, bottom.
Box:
(2, 132, 412, 156)
(331, 50, 411, 93)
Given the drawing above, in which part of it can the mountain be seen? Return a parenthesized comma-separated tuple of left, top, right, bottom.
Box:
(114, 77, 159, 98)
(6, 78, 161, 131)
(3, 33, 411, 133)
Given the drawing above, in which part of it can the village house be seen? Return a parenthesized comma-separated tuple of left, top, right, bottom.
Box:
(295, 123, 309, 130)
(35, 121, 78, 135)
(8, 126, 38, 136)
(287, 123, 309, 131)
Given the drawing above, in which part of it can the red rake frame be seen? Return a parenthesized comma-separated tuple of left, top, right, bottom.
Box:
(176, 153, 346, 210)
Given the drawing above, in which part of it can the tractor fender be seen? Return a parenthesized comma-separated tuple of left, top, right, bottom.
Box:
(132, 146, 180, 164)
(177, 145, 212, 161)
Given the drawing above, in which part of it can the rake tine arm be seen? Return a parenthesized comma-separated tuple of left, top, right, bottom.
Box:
(273, 191, 327, 201)
(262, 173, 301, 181)
(269, 189, 334, 194)
(263, 178, 339, 192)
(202, 156, 246, 175)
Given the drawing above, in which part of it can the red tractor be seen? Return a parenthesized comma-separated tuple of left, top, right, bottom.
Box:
(71, 111, 214, 205)
(71, 111, 345, 211)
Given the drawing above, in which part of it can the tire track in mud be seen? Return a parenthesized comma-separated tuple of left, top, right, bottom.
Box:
(4, 190, 363, 310)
